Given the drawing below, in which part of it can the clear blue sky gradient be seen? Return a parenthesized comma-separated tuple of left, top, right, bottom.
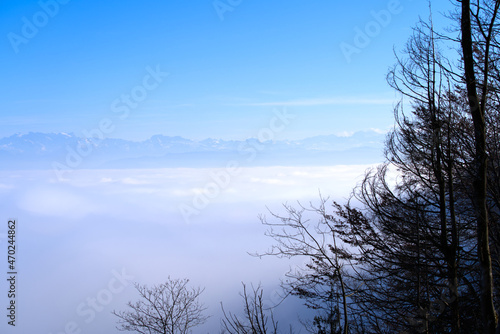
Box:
(0, 0, 454, 141)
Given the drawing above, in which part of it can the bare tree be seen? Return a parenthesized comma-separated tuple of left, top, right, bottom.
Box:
(220, 283, 281, 334)
(385, 14, 467, 332)
(112, 277, 208, 334)
(256, 199, 350, 334)
(460, 0, 500, 332)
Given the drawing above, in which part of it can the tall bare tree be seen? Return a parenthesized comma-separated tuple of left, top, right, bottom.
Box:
(460, 0, 500, 332)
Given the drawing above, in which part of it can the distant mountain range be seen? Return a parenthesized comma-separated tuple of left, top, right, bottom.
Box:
(0, 131, 387, 170)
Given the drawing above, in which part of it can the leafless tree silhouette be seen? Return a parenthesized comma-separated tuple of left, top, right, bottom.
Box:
(112, 277, 208, 334)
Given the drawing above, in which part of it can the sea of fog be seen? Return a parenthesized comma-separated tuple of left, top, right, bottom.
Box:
(0, 165, 377, 334)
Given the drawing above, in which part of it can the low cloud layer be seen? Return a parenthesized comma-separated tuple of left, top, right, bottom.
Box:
(0, 165, 376, 333)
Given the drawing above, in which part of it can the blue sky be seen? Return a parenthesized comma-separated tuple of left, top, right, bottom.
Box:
(0, 0, 454, 141)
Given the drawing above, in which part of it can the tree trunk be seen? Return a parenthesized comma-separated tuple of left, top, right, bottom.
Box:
(460, 1, 498, 332)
